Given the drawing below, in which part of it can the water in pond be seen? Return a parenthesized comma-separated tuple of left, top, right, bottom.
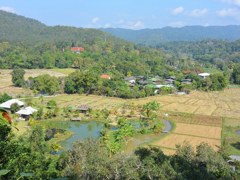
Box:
(60, 121, 104, 150)
(236, 130, 240, 135)
(58, 120, 173, 154)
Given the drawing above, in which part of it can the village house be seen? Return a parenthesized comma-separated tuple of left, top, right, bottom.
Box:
(181, 79, 192, 85)
(100, 74, 111, 80)
(138, 79, 149, 86)
(125, 76, 136, 86)
(198, 73, 210, 79)
(164, 78, 174, 85)
(16, 106, 37, 120)
(77, 104, 90, 114)
(151, 76, 161, 85)
(71, 47, 84, 54)
(0, 99, 25, 110)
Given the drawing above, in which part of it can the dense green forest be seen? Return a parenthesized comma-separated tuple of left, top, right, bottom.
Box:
(158, 39, 240, 64)
(0, 10, 171, 77)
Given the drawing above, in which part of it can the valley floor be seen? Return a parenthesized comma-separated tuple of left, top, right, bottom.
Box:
(1, 69, 240, 155)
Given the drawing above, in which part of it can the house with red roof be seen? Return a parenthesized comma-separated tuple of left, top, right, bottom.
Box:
(71, 47, 84, 53)
(100, 74, 111, 80)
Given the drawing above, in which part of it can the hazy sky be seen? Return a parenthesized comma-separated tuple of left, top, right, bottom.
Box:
(0, 0, 240, 29)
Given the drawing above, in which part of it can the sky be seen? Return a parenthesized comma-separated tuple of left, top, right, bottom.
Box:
(0, 0, 240, 29)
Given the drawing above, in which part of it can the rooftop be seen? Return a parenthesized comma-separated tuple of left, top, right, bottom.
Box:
(16, 106, 37, 116)
(198, 73, 210, 77)
(0, 99, 25, 109)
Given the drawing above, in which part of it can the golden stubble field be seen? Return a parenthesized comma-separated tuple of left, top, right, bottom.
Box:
(151, 123, 222, 154)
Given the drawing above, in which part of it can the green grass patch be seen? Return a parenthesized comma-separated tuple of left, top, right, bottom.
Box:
(222, 123, 240, 155)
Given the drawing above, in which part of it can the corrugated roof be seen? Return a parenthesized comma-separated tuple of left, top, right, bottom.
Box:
(16, 106, 37, 116)
(0, 99, 25, 109)
(229, 155, 240, 161)
(198, 73, 210, 77)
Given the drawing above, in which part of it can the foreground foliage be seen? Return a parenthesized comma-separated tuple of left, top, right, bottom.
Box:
(0, 115, 238, 179)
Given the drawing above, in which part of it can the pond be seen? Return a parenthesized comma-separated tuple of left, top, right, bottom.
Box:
(57, 119, 173, 153)
(60, 121, 104, 150)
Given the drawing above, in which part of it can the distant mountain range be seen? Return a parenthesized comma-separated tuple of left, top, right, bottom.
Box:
(102, 26, 240, 46)
(1, 10, 240, 47)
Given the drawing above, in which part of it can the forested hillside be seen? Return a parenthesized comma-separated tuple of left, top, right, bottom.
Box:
(0, 10, 170, 76)
(159, 39, 240, 66)
(0, 10, 116, 45)
(102, 26, 240, 45)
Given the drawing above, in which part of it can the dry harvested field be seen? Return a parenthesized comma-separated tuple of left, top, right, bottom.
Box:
(43, 88, 240, 119)
(152, 134, 221, 152)
(151, 121, 222, 155)
(166, 112, 222, 127)
(174, 123, 221, 139)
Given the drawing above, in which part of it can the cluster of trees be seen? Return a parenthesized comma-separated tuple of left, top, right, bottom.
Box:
(64, 70, 156, 98)
(0, 120, 60, 179)
(11, 68, 229, 98)
(175, 73, 228, 92)
(62, 140, 238, 179)
(0, 39, 169, 77)
(100, 101, 163, 154)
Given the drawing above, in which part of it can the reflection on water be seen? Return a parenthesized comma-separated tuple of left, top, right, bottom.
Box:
(60, 121, 104, 150)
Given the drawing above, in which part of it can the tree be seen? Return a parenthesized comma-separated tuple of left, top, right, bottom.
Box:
(30, 74, 60, 95)
(142, 101, 160, 119)
(0, 93, 12, 104)
(209, 73, 228, 91)
(232, 63, 240, 84)
(10, 103, 20, 113)
(1, 125, 60, 179)
(11, 69, 25, 87)
(47, 100, 57, 109)
(61, 139, 139, 179)
(135, 147, 177, 179)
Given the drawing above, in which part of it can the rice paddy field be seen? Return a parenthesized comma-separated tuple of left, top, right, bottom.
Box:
(0, 69, 240, 155)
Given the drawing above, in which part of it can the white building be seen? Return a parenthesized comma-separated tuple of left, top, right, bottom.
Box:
(16, 106, 37, 120)
(198, 73, 210, 79)
(0, 99, 25, 109)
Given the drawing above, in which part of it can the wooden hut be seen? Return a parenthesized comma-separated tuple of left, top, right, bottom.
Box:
(77, 105, 90, 114)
